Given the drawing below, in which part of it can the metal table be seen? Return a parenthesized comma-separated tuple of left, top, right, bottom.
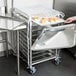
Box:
(0, 16, 26, 76)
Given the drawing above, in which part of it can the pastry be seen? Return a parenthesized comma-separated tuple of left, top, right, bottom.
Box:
(32, 16, 39, 20)
(48, 17, 58, 22)
(40, 18, 48, 24)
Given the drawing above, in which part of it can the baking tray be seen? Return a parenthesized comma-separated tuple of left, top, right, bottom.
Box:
(12, 5, 65, 26)
(32, 16, 64, 26)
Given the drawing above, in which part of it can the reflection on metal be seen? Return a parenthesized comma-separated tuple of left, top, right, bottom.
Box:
(54, 0, 76, 19)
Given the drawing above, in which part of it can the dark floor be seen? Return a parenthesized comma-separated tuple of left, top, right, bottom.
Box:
(0, 50, 76, 76)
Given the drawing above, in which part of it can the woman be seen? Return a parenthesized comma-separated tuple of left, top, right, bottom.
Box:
(65, 16, 76, 23)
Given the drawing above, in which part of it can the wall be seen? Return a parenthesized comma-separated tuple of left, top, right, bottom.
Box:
(7, 0, 53, 13)
(38, 0, 53, 9)
(14, 0, 53, 8)
(54, 0, 76, 18)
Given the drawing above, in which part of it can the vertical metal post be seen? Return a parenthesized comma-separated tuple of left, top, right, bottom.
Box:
(28, 17, 32, 69)
(4, 0, 9, 57)
(56, 49, 58, 57)
(17, 30, 20, 76)
(27, 21, 30, 67)
(27, 18, 33, 69)
(4, 0, 7, 14)
(53, 0, 55, 9)
(11, 0, 14, 16)
(56, 49, 60, 59)
(5, 19, 9, 57)
(29, 20, 33, 69)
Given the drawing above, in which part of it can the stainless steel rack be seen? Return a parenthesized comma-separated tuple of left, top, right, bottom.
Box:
(18, 23, 61, 74)
(11, 5, 75, 74)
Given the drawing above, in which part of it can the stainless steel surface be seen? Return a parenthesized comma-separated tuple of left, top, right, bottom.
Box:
(54, 0, 76, 19)
(18, 16, 61, 73)
(31, 24, 75, 51)
(0, 17, 25, 30)
(19, 24, 58, 66)
(17, 30, 20, 76)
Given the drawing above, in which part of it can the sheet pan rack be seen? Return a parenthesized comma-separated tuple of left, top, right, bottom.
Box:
(11, 6, 76, 74)
(18, 24, 61, 74)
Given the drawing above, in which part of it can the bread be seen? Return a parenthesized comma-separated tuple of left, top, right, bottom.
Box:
(48, 17, 58, 22)
(40, 18, 48, 24)
(32, 16, 39, 20)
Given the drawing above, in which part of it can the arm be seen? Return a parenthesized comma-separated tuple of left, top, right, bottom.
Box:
(65, 16, 76, 23)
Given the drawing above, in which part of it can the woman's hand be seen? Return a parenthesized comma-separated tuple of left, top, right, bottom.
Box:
(64, 16, 76, 23)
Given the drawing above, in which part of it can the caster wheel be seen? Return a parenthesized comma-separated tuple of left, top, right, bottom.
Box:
(30, 67, 36, 74)
(27, 67, 36, 74)
(54, 58, 61, 65)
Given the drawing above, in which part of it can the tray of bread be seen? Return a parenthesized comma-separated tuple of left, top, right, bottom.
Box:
(12, 5, 65, 26)
(32, 16, 64, 26)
